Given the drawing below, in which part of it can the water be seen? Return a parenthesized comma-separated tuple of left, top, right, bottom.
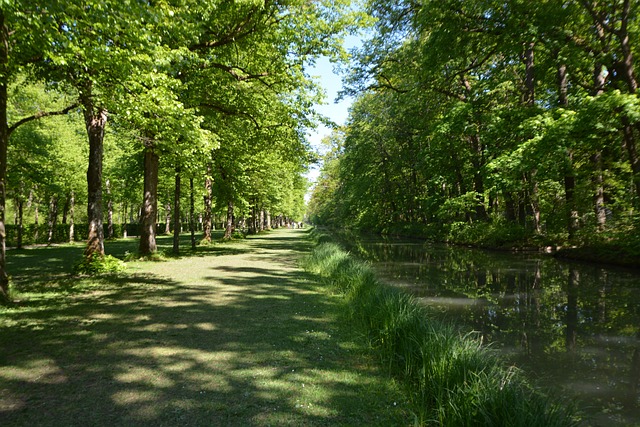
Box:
(336, 233, 640, 426)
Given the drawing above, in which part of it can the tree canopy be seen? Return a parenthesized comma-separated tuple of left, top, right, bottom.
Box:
(309, 0, 640, 250)
(0, 0, 365, 299)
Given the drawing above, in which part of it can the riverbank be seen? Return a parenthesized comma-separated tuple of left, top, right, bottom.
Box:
(0, 229, 408, 426)
(303, 230, 579, 426)
(344, 222, 640, 270)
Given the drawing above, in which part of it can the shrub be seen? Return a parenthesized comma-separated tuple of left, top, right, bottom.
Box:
(74, 254, 127, 275)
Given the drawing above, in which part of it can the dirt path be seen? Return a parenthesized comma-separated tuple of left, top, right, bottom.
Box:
(1, 228, 407, 426)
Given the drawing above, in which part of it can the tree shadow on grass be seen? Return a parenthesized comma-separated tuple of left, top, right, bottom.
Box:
(0, 230, 408, 426)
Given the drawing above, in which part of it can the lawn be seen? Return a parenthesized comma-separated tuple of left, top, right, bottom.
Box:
(0, 229, 408, 426)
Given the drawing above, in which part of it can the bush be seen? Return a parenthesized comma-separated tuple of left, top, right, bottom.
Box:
(303, 241, 578, 426)
(74, 254, 127, 275)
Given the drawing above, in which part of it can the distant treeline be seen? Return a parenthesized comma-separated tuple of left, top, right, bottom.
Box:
(5, 223, 209, 248)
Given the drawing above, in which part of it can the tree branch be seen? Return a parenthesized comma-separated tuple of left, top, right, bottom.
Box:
(199, 103, 261, 130)
(8, 102, 80, 136)
(205, 62, 269, 81)
(580, 0, 616, 35)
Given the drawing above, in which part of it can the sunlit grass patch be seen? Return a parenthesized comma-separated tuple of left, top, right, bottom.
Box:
(0, 229, 409, 426)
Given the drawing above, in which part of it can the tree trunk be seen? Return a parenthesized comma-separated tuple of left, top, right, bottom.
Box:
(224, 200, 234, 240)
(189, 177, 196, 250)
(470, 134, 487, 220)
(558, 62, 568, 107)
(139, 146, 159, 255)
(523, 42, 535, 106)
(34, 198, 39, 243)
(248, 203, 257, 234)
(69, 191, 75, 242)
(172, 167, 181, 255)
(202, 165, 213, 242)
(266, 211, 271, 229)
(122, 202, 128, 238)
(259, 209, 265, 232)
(593, 152, 607, 231)
(47, 195, 58, 245)
(0, 10, 9, 299)
(16, 199, 23, 249)
(164, 201, 171, 235)
(106, 178, 114, 239)
(80, 84, 107, 260)
(61, 194, 69, 225)
(618, 0, 637, 93)
(591, 63, 607, 231)
(558, 62, 579, 240)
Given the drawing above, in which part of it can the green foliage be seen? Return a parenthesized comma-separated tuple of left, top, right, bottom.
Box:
(73, 254, 126, 275)
(123, 250, 167, 262)
(308, 0, 640, 257)
(304, 241, 578, 425)
(231, 230, 246, 240)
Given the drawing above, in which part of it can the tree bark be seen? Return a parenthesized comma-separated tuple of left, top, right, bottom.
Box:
(69, 191, 75, 242)
(558, 62, 579, 239)
(593, 152, 607, 230)
(618, 0, 637, 93)
(47, 195, 58, 245)
(202, 165, 213, 242)
(470, 134, 487, 220)
(189, 177, 196, 250)
(224, 200, 234, 239)
(558, 63, 569, 107)
(80, 83, 106, 259)
(106, 179, 114, 239)
(592, 63, 607, 231)
(172, 167, 181, 255)
(0, 9, 9, 299)
(259, 208, 265, 232)
(34, 197, 39, 243)
(139, 146, 159, 255)
(523, 42, 535, 106)
(61, 194, 69, 225)
(621, 116, 640, 200)
(16, 198, 23, 249)
(164, 201, 171, 235)
(122, 202, 128, 238)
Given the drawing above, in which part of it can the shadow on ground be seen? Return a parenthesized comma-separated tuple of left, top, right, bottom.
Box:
(0, 229, 407, 426)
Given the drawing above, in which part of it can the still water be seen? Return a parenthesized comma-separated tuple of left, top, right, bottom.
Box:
(336, 233, 640, 426)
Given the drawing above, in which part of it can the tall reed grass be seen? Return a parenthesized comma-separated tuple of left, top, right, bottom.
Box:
(303, 233, 578, 426)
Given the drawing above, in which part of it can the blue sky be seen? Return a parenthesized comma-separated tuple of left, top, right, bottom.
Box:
(305, 36, 361, 190)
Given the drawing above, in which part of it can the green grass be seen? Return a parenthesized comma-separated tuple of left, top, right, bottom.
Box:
(0, 229, 409, 426)
(303, 232, 580, 426)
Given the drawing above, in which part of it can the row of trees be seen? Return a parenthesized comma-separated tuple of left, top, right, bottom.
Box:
(1, 0, 363, 299)
(309, 0, 640, 247)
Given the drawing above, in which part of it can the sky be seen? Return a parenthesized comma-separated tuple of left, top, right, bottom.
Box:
(304, 36, 362, 198)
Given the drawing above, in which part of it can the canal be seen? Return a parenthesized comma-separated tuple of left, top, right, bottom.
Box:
(336, 233, 640, 426)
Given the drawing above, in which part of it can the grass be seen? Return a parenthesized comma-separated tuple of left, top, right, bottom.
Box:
(0, 229, 409, 426)
(302, 231, 580, 426)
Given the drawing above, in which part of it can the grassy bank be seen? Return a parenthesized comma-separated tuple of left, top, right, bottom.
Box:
(303, 232, 580, 426)
(351, 221, 640, 269)
(0, 229, 409, 426)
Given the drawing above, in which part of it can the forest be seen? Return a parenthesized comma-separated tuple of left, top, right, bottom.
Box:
(308, 0, 640, 261)
(0, 0, 366, 301)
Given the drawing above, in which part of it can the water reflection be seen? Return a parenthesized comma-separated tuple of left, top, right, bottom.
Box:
(337, 233, 640, 426)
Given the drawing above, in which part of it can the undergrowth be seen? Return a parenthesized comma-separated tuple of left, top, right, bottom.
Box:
(302, 231, 579, 426)
(123, 250, 168, 262)
(74, 254, 127, 275)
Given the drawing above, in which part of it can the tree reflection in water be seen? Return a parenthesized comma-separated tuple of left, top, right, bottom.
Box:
(338, 232, 640, 426)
